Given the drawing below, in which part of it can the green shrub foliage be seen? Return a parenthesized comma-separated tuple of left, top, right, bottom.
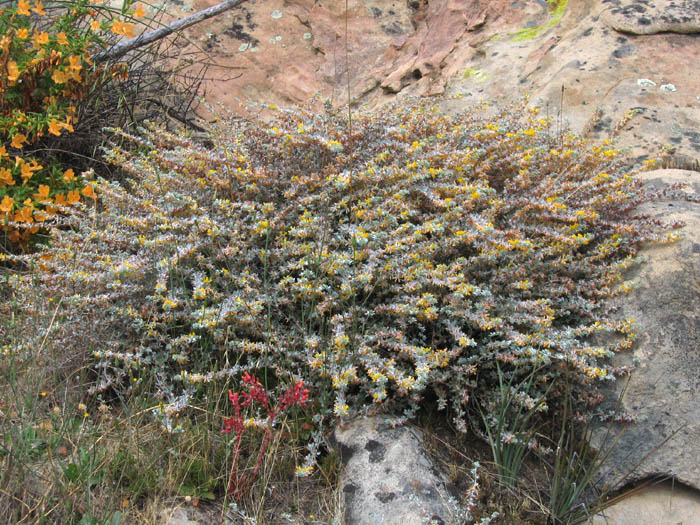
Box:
(13, 97, 682, 431)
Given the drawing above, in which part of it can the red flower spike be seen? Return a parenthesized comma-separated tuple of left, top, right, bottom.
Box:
(222, 374, 312, 503)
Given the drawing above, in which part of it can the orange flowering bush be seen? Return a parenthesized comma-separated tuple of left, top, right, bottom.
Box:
(0, 0, 145, 246)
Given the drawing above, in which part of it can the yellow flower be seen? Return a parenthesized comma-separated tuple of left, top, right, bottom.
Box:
(17, 28, 29, 39)
(32, 1, 46, 15)
(63, 168, 75, 182)
(56, 32, 69, 46)
(90, 20, 101, 32)
(295, 465, 314, 477)
(122, 22, 135, 38)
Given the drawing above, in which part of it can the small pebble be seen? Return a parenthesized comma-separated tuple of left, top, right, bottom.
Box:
(660, 84, 676, 92)
(238, 43, 249, 52)
(271, 9, 283, 19)
(303, 32, 312, 40)
(637, 78, 656, 87)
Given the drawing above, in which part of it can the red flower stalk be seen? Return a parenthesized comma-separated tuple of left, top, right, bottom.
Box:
(221, 375, 310, 502)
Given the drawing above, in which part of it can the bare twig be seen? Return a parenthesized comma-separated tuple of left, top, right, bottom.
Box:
(92, 0, 249, 63)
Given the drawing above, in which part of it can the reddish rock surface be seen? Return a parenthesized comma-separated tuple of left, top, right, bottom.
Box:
(153, 0, 699, 168)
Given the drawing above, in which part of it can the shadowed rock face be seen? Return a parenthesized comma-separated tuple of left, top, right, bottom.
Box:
(595, 169, 700, 491)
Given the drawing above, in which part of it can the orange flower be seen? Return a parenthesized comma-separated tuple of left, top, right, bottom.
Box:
(123, 22, 135, 38)
(16, 200, 34, 223)
(33, 209, 47, 222)
(32, 31, 49, 48)
(111, 20, 125, 35)
(111, 20, 135, 38)
(11, 134, 27, 149)
(0, 195, 13, 214)
(16, 0, 30, 16)
(33, 184, 51, 202)
(0, 168, 14, 187)
(17, 28, 29, 39)
(19, 158, 42, 181)
(7, 61, 20, 82)
(90, 20, 101, 32)
(51, 69, 69, 84)
(133, 3, 146, 18)
(54, 193, 66, 206)
(57, 32, 69, 46)
(32, 1, 46, 15)
(0, 146, 7, 158)
(68, 55, 82, 72)
(63, 168, 75, 182)
(48, 119, 62, 136)
(81, 184, 97, 200)
(66, 190, 80, 204)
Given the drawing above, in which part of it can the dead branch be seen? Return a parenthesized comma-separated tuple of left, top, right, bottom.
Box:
(92, 0, 248, 64)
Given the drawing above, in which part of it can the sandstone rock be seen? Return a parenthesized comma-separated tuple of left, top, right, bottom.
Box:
(148, 0, 700, 171)
(333, 417, 461, 525)
(594, 169, 700, 491)
(592, 480, 700, 525)
(601, 0, 700, 35)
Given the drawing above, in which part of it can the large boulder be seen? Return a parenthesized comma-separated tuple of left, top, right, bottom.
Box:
(333, 417, 461, 525)
(596, 169, 700, 490)
(601, 0, 700, 35)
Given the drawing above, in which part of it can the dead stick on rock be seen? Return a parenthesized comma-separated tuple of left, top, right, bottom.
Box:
(92, 0, 248, 63)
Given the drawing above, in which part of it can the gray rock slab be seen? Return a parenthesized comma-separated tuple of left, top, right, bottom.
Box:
(333, 417, 460, 525)
(596, 169, 700, 491)
(592, 480, 700, 525)
(602, 0, 700, 35)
